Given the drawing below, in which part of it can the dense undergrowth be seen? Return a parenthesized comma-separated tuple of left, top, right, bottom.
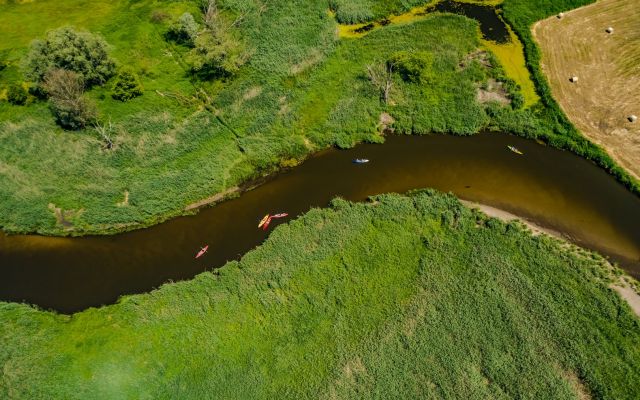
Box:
(0, 0, 637, 237)
(1, 191, 638, 398)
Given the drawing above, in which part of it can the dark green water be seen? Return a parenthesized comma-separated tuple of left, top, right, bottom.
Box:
(425, 0, 510, 43)
(1, 133, 640, 313)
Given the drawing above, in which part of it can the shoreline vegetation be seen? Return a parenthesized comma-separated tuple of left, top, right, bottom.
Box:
(0, 0, 638, 238)
(1, 191, 638, 398)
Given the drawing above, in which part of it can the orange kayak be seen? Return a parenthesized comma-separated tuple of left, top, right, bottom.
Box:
(258, 214, 270, 228)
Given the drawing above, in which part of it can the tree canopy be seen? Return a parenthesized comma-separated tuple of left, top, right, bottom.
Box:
(22, 26, 116, 87)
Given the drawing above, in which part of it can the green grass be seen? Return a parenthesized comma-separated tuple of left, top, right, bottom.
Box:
(0, 0, 498, 235)
(0, 0, 639, 236)
(1, 191, 638, 398)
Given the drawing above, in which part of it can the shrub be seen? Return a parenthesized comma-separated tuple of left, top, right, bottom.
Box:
(187, 31, 247, 78)
(389, 51, 434, 84)
(7, 84, 28, 105)
(111, 69, 143, 101)
(166, 12, 200, 45)
(22, 26, 116, 87)
(43, 69, 97, 130)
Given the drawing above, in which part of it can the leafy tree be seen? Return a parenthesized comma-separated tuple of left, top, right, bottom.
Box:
(22, 26, 116, 87)
(166, 12, 200, 45)
(389, 51, 434, 84)
(111, 69, 143, 102)
(366, 61, 394, 104)
(187, 31, 247, 78)
(7, 84, 28, 105)
(43, 69, 97, 130)
(178, 0, 248, 79)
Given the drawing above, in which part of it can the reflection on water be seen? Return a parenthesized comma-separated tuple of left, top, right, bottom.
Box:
(1, 133, 640, 313)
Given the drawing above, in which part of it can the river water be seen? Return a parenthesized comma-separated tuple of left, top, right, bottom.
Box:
(1, 133, 640, 313)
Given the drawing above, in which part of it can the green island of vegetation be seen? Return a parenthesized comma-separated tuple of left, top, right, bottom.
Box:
(1, 191, 639, 398)
(1, 0, 636, 236)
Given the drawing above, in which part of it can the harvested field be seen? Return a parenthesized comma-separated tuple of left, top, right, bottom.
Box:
(533, 0, 640, 179)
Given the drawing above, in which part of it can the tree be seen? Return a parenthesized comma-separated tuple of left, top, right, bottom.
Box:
(187, 32, 247, 78)
(22, 26, 116, 87)
(166, 12, 200, 45)
(7, 84, 28, 105)
(367, 61, 394, 104)
(111, 69, 143, 102)
(43, 69, 97, 130)
(183, 0, 248, 79)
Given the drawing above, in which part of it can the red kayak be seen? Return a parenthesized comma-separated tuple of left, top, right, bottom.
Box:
(195, 245, 209, 259)
(262, 216, 273, 230)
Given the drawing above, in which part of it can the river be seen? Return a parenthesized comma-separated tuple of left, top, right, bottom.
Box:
(2, 133, 640, 313)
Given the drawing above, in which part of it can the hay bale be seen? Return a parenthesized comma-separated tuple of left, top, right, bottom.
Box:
(570, 76, 579, 83)
(557, 12, 565, 19)
(606, 27, 614, 34)
(629, 115, 638, 123)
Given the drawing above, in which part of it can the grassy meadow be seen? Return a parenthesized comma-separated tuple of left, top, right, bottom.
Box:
(1, 0, 639, 237)
(0, 0, 515, 235)
(1, 191, 638, 398)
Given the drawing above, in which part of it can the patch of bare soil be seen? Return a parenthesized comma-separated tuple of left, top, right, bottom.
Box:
(476, 79, 510, 105)
(533, 0, 640, 180)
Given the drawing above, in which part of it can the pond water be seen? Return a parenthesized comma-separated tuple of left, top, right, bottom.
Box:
(425, 0, 510, 43)
(1, 133, 639, 313)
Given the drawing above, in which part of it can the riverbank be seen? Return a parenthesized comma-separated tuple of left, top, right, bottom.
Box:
(462, 200, 640, 318)
(2, 191, 638, 398)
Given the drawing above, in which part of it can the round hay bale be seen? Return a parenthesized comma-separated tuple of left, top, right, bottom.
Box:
(570, 76, 578, 83)
(557, 12, 565, 19)
(629, 115, 638, 123)
(606, 27, 614, 34)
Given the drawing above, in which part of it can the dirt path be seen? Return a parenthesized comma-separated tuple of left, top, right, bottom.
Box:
(533, 0, 640, 180)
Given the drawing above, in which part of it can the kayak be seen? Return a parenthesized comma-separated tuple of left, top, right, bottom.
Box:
(507, 146, 523, 155)
(272, 213, 289, 219)
(258, 214, 270, 228)
(195, 245, 209, 259)
(262, 216, 273, 230)
(353, 158, 370, 164)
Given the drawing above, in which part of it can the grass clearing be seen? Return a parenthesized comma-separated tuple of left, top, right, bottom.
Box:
(1, 191, 638, 398)
(533, 0, 640, 180)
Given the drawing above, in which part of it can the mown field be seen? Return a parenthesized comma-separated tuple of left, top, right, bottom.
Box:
(533, 0, 640, 180)
(1, 191, 638, 398)
(1, 0, 637, 236)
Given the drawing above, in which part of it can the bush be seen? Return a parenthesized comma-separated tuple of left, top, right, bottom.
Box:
(187, 31, 247, 78)
(7, 84, 28, 105)
(22, 26, 116, 87)
(389, 51, 434, 84)
(43, 69, 97, 130)
(166, 12, 200, 45)
(111, 69, 143, 101)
